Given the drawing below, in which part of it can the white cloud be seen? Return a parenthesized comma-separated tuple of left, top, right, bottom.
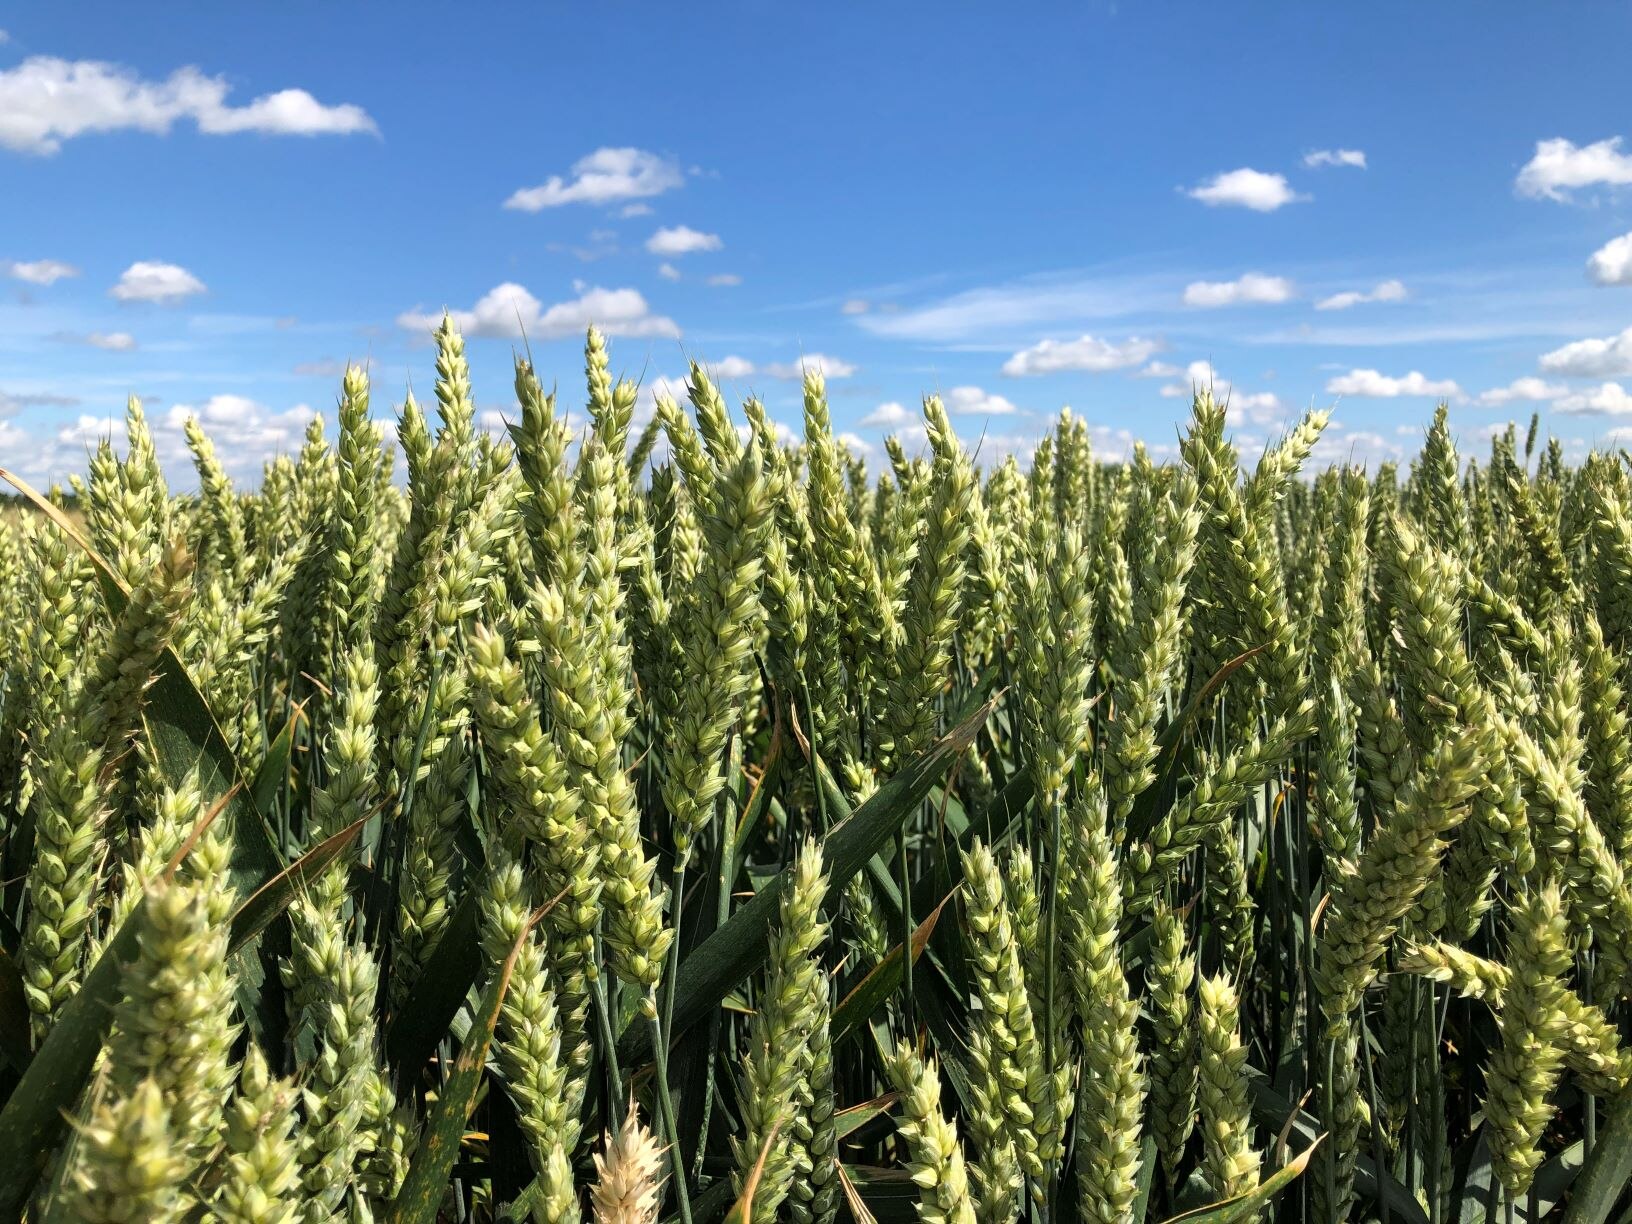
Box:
(1159, 360, 1224, 397)
(1153, 360, 1281, 425)
(710, 356, 755, 379)
(88, 331, 136, 351)
(110, 260, 205, 303)
(1326, 368, 1461, 398)
(1588, 232, 1632, 285)
(1138, 360, 1180, 378)
(837, 431, 874, 453)
(504, 147, 683, 211)
(620, 203, 654, 218)
(943, 385, 1018, 416)
(397, 282, 679, 342)
(1303, 148, 1367, 169)
(6, 258, 79, 285)
(861, 401, 914, 428)
(0, 55, 375, 154)
(657, 262, 681, 281)
(1184, 168, 1304, 211)
(1556, 382, 1632, 415)
(1315, 279, 1407, 310)
(761, 354, 856, 379)
(1540, 325, 1632, 377)
(1225, 391, 1284, 426)
(706, 273, 741, 287)
(841, 298, 870, 315)
(1517, 137, 1632, 202)
(1001, 333, 1162, 376)
(645, 225, 721, 256)
(1477, 377, 1566, 406)
(1182, 273, 1294, 308)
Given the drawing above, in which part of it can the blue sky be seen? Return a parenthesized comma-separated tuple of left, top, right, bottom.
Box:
(4, 3, 1632, 486)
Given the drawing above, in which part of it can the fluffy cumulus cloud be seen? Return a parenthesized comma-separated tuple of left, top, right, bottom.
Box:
(943, 385, 1019, 416)
(1182, 273, 1294, 308)
(1156, 360, 1281, 424)
(1477, 377, 1566, 406)
(504, 147, 683, 211)
(1326, 368, 1462, 398)
(657, 262, 681, 281)
(6, 258, 79, 285)
(1001, 333, 1161, 376)
(397, 282, 679, 342)
(645, 226, 721, 256)
(1184, 168, 1304, 211)
(1517, 137, 1632, 202)
(710, 356, 756, 379)
(1555, 382, 1632, 415)
(761, 354, 856, 379)
(1303, 148, 1367, 169)
(837, 431, 873, 453)
(12, 391, 331, 488)
(1540, 326, 1632, 377)
(861, 401, 915, 428)
(0, 55, 375, 155)
(1158, 359, 1224, 397)
(1588, 232, 1632, 285)
(110, 260, 205, 303)
(1315, 279, 1407, 310)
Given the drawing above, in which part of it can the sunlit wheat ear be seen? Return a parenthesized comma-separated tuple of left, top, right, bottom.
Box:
(884, 1043, 977, 1224)
(1196, 973, 1260, 1208)
(214, 1046, 301, 1223)
(734, 839, 830, 1222)
(62, 1078, 192, 1223)
(592, 1100, 668, 1224)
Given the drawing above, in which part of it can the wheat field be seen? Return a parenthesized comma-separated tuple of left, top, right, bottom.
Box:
(0, 315, 1626, 1222)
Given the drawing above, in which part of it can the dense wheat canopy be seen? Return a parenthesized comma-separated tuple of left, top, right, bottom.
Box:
(0, 319, 1627, 1222)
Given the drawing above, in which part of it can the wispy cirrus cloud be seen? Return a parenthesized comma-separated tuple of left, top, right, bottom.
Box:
(1303, 148, 1366, 169)
(1315, 279, 1407, 311)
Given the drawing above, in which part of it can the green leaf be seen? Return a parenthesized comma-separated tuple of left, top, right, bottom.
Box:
(836, 1092, 900, 1142)
(620, 695, 996, 1063)
(832, 889, 955, 1047)
(251, 711, 298, 818)
(0, 948, 31, 1074)
(387, 905, 533, 1223)
(385, 884, 482, 1077)
(1131, 1133, 1158, 1222)
(1158, 1135, 1321, 1224)
(1563, 1098, 1632, 1224)
(228, 814, 368, 950)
